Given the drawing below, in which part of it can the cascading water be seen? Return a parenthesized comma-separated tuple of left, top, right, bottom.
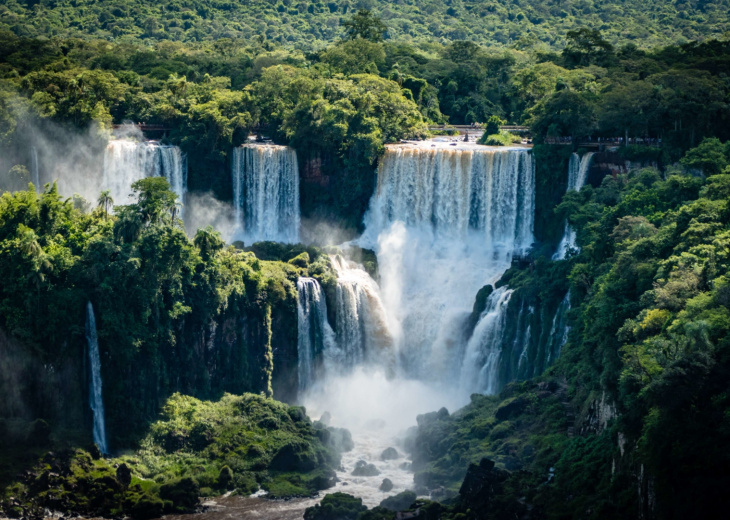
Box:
(231, 144, 300, 244)
(329, 255, 394, 371)
(85, 301, 108, 455)
(360, 143, 534, 383)
(102, 140, 187, 209)
(553, 152, 594, 260)
(298, 143, 535, 505)
(545, 292, 571, 365)
(30, 147, 40, 191)
(297, 277, 336, 393)
(459, 286, 513, 396)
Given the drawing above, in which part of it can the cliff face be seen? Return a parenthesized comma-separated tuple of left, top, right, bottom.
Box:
(0, 292, 300, 451)
(0, 327, 85, 439)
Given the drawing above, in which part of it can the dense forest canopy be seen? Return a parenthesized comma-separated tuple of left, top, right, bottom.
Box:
(2, 0, 730, 49)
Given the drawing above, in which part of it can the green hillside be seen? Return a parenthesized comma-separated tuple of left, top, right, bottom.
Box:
(2, 0, 729, 49)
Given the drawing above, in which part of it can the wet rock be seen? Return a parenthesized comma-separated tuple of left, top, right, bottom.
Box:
(116, 463, 132, 488)
(458, 458, 510, 511)
(381, 447, 399, 460)
(399, 462, 412, 471)
(416, 407, 449, 427)
(379, 478, 394, 492)
(379, 490, 417, 512)
(352, 460, 380, 477)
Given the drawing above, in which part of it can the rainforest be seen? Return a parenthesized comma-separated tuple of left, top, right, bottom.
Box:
(1, 2, 730, 520)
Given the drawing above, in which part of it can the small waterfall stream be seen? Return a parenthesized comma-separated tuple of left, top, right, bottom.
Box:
(85, 301, 108, 455)
(553, 152, 595, 260)
(30, 147, 40, 191)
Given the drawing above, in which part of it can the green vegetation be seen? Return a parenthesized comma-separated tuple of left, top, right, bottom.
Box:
(1, 392, 342, 519)
(0, 177, 338, 451)
(1, 1, 728, 49)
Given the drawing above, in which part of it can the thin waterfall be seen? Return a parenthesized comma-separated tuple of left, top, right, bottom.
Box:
(553, 152, 594, 260)
(459, 286, 513, 396)
(30, 147, 40, 191)
(231, 144, 300, 244)
(297, 278, 337, 393)
(85, 301, 108, 455)
(545, 291, 571, 365)
(102, 140, 187, 209)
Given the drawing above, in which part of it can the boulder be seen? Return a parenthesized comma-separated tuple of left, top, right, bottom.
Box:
(351, 460, 380, 477)
(380, 447, 399, 460)
(379, 478, 394, 492)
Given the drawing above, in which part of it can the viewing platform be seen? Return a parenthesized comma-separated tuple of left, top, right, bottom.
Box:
(428, 125, 530, 135)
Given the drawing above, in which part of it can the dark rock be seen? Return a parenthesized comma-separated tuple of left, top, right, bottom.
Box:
(310, 470, 338, 490)
(116, 463, 132, 488)
(379, 478, 394, 492)
(327, 427, 354, 453)
(495, 396, 530, 421)
(88, 443, 102, 460)
(351, 460, 380, 477)
(399, 462, 412, 471)
(380, 447, 399, 460)
(379, 490, 417, 511)
(217, 466, 233, 490)
(458, 458, 510, 511)
(416, 407, 450, 427)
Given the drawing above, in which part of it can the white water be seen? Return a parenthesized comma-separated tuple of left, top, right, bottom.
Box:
(459, 286, 514, 396)
(102, 140, 187, 210)
(296, 278, 336, 393)
(360, 143, 534, 384)
(30, 147, 40, 191)
(546, 291, 571, 365)
(231, 144, 300, 244)
(85, 301, 108, 455)
(553, 152, 594, 260)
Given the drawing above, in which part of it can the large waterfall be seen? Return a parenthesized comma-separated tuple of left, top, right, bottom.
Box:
(553, 152, 594, 260)
(360, 143, 534, 386)
(231, 144, 300, 244)
(297, 143, 536, 505)
(85, 301, 108, 455)
(297, 277, 336, 393)
(102, 140, 187, 209)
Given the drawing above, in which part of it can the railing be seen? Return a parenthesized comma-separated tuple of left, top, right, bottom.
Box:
(543, 137, 662, 147)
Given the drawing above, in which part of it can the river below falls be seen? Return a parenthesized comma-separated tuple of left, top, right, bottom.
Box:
(161, 428, 419, 520)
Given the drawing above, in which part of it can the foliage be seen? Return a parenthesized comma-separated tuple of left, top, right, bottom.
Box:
(1, 392, 343, 518)
(1, 1, 728, 49)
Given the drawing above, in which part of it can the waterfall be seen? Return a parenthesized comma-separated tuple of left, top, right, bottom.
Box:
(329, 255, 394, 372)
(30, 147, 40, 191)
(553, 152, 594, 260)
(102, 140, 187, 209)
(459, 286, 513, 395)
(297, 277, 336, 393)
(231, 144, 300, 244)
(85, 301, 108, 455)
(545, 291, 571, 365)
(358, 143, 534, 385)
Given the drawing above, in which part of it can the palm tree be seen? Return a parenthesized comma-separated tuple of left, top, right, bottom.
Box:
(98, 190, 113, 219)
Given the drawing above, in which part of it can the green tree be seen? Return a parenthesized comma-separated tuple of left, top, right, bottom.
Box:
(342, 9, 387, 42)
(97, 190, 113, 219)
